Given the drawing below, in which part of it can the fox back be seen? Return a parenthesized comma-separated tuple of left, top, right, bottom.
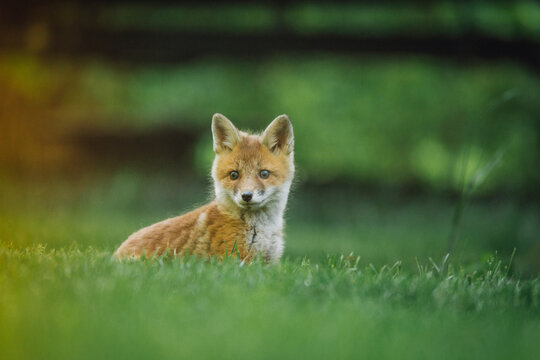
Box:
(114, 114, 294, 262)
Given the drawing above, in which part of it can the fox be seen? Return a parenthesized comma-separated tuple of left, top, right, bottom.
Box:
(114, 113, 294, 263)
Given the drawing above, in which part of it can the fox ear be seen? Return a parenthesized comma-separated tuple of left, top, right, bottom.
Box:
(262, 114, 294, 155)
(212, 113, 240, 153)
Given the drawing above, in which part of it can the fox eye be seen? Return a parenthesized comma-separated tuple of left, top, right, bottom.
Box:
(259, 170, 270, 179)
(229, 171, 239, 180)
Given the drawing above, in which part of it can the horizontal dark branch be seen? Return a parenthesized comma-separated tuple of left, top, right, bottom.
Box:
(1, 0, 516, 6)
(68, 126, 201, 170)
(39, 30, 540, 68)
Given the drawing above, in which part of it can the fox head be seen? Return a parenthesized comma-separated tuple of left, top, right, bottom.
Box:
(211, 113, 294, 213)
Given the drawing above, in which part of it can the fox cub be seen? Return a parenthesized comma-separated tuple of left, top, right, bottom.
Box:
(114, 113, 294, 263)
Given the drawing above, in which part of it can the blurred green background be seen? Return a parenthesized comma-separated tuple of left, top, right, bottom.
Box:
(0, 0, 539, 273)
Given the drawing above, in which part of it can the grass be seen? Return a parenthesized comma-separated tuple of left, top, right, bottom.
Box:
(1, 245, 539, 360)
(1, 173, 539, 359)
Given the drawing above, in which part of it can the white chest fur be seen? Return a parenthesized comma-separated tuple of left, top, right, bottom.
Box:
(242, 203, 285, 262)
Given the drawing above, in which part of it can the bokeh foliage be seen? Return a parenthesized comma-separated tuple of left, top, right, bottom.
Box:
(1, 54, 538, 192)
(99, 1, 540, 40)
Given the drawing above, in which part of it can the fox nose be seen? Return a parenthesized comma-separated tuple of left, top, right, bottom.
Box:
(241, 192, 253, 202)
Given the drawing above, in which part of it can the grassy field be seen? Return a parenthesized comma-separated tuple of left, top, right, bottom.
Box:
(1, 173, 539, 359)
(1, 246, 539, 360)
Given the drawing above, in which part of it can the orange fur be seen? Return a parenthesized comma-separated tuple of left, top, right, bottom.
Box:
(115, 114, 294, 262)
(114, 202, 252, 260)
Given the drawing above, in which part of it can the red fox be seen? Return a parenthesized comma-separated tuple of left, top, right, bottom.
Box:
(114, 113, 294, 263)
